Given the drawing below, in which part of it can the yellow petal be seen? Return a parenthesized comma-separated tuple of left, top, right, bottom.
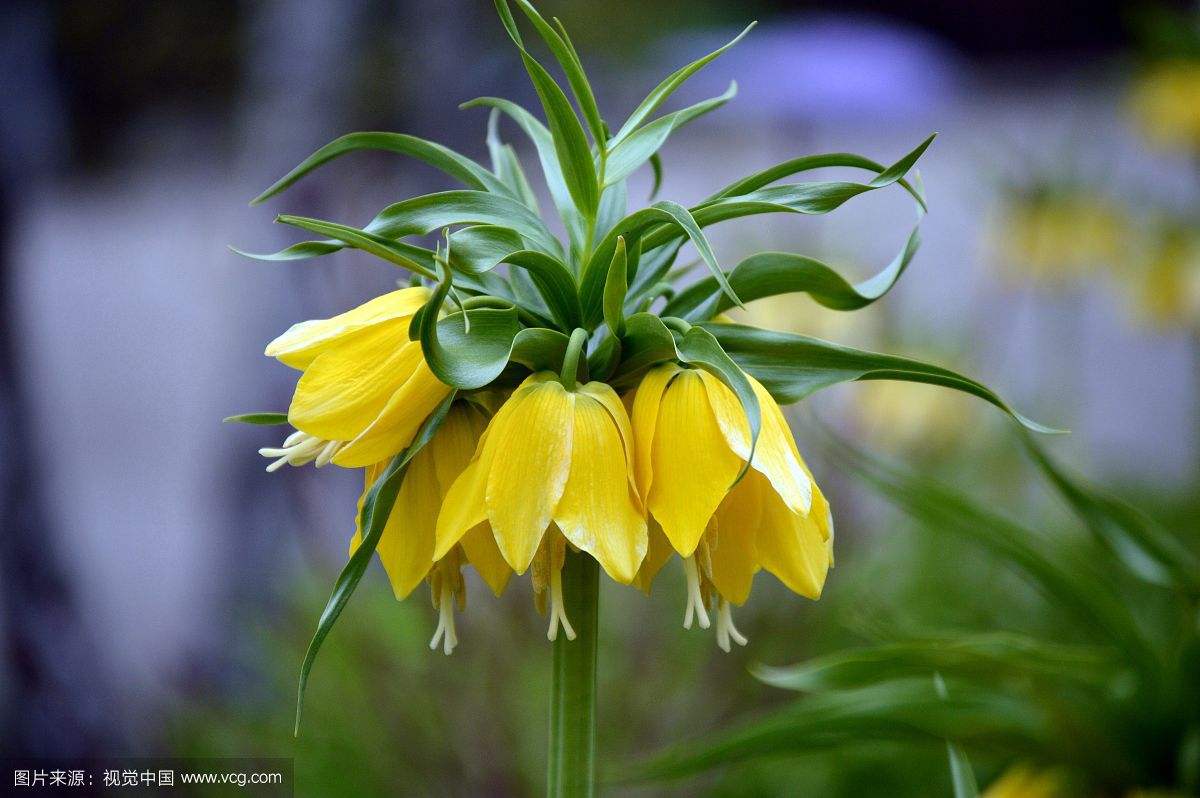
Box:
(553, 393, 647, 583)
(578, 381, 641, 503)
(433, 448, 493, 561)
(348, 461, 388, 556)
(332, 346, 452, 467)
(632, 518, 676, 594)
(288, 325, 415, 442)
(484, 376, 575, 573)
(648, 369, 742, 557)
(710, 469, 764, 605)
(754, 472, 830, 599)
(459, 522, 512, 596)
(697, 370, 811, 515)
(267, 287, 428, 369)
(630, 362, 681, 500)
(372, 442, 440, 599)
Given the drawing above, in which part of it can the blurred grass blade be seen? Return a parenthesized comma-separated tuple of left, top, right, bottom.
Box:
(619, 679, 1043, 784)
(1021, 431, 1200, 593)
(752, 634, 1117, 693)
(824, 433, 1155, 670)
(251, 132, 509, 205)
(295, 393, 455, 735)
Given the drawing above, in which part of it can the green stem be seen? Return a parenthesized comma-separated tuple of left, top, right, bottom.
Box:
(560, 328, 588, 390)
(548, 551, 599, 798)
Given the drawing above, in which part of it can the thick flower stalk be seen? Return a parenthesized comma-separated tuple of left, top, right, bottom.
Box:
(226, 0, 1055, 786)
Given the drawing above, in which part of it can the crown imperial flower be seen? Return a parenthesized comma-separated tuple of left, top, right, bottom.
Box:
(227, 1, 1052, 774)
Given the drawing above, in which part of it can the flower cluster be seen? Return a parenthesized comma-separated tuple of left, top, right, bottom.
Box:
(231, 2, 1043, 710)
(259, 287, 832, 653)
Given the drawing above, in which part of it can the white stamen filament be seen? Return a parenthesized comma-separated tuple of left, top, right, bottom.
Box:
(547, 566, 576, 642)
(259, 431, 338, 472)
(428, 579, 458, 655)
(314, 439, 344, 468)
(682, 556, 711, 630)
(715, 599, 748, 653)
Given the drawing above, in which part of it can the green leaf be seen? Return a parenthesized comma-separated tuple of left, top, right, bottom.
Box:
(826, 436, 1155, 671)
(365, 190, 562, 257)
(638, 136, 935, 253)
(1021, 432, 1200, 593)
(581, 202, 741, 327)
(620, 678, 1043, 784)
(611, 22, 755, 146)
(595, 180, 628, 247)
(275, 215, 437, 278)
(510, 327, 571, 372)
(705, 139, 932, 208)
(494, 1, 599, 217)
(701, 322, 1059, 434)
(463, 97, 587, 257)
(447, 225, 527, 273)
(230, 240, 343, 262)
(418, 262, 523, 389)
(501, 250, 583, 330)
(510, 0, 606, 146)
(603, 237, 629, 336)
(294, 392, 455, 735)
(251, 132, 510, 205)
(610, 312, 678, 388)
(674, 324, 760, 485)
(604, 81, 737, 187)
(946, 739, 979, 798)
(665, 227, 920, 320)
(586, 334, 621, 382)
(752, 634, 1117, 693)
(486, 109, 541, 211)
(223, 412, 289, 426)
(648, 152, 664, 201)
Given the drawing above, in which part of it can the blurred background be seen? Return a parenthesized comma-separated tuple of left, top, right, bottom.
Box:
(1, 0, 1197, 795)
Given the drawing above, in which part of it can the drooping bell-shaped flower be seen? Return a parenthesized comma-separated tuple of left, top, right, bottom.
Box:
(348, 401, 511, 654)
(435, 373, 647, 640)
(630, 362, 833, 650)
(259, 287, 452, 470)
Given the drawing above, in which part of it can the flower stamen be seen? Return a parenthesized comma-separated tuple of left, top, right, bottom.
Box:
(547, 564, 576, 642)
(715, 598, 748, 652)
(429, 576, 458, 656)
(259, 429, 340, 472)
(682, 556, 711, 630)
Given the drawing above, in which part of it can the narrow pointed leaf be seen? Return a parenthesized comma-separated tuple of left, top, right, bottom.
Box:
(252, 132, 508, 205)
(276, 215, 437, 277)
(510, 0, 606, 146)
(223, 412, 289, 426)
(603, 237, 629, 336)
(611, 22, 755, 146)
(666, 226, 921, 320)
(604, 81, 737, 187)
(365, 190, 562, 257)
(295, 393, 455, 734)
(701, 322, 1059, 433)
(463, 97, 587, 256)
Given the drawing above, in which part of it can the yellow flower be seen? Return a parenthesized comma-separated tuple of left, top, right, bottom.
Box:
(349, 401, 511, 654)
(988, 193, 1126, 285)
(1123, 221, 1200, 328)
(434, 373, 646, 640)
(1130, 61, 1200, 155)
(983, 764, 1065, 798)
(258, 287, 452, 470)
(629, 363, 833, 650)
